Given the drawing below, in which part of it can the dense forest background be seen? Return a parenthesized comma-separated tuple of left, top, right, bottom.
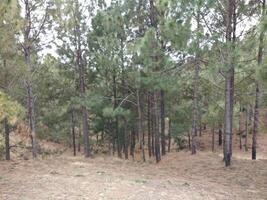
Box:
(0, 0, 267, 167)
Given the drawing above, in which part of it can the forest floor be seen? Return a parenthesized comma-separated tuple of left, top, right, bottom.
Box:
(1, 131, 267, 200)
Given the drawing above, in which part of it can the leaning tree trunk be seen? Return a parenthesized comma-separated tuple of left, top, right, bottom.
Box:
(252, 0, 265, 160)
(4, 118, 10, 160)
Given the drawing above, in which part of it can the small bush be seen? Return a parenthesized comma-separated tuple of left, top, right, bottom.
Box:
(174, 135, 187, 151)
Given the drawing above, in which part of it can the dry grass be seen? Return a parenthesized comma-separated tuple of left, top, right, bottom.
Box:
(1, 122, 267, 199)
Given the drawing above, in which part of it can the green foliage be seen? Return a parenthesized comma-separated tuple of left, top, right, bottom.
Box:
(0, 91, 25, 125)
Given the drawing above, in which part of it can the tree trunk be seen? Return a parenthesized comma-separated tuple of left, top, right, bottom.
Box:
(224, 73, 234, 166)
(151, 94, 155, 156)
(130, 127, 136, 159)
(212, 126, 215, 152)
(245, 107, 248, 151)
(224, 0, 235, 167)
(239, 108, 242, 150)
(78, 124, 81, 152)
(160, 90, 166, 156)
(137, 89, 145, 162)
(148, 92, 152, 157)
(188, 131, 191, 151)
(218, 128, 222, 146)
(4, 118, 10, 161)
(154, 91, 161, 163)
(252, 0, 265, 160)
(199, 114, 202, 137)
(191, 8, 201, 155)
(27, 82, 37, 158)
(23, 0, 38, 159)
(74, 1, 90, 157)
(252, 83, 259, 160)
(71, 110, 76, 156)
(168, 119, 171, 152)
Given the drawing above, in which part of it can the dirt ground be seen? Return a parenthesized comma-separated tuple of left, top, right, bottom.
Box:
(1, 132, 267, 200)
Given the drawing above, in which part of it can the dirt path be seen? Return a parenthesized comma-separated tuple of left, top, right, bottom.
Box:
(1, 149, 267, 200)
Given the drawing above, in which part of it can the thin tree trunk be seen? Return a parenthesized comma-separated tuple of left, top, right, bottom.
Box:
(148, 92, 152, 157)
(137, 89, 145, 162)
(188, 131, 191, 151)
(154, 91, 161, 163)
(71, 110, 76, 156)
(160, 90, 166, 156)
(224, 0, 235, 167)
(23, 0, 38, 159)
(78, 124, 81, 152)
(27, 83, 37, 158)
(218, 127, 223, 146)
(252, 0, 265, 160)
(239, 108, 242, 150)
(199, 114, 202, 137)
(74, 1, 90, 157)
(151, 93, 155, 157)
(130, 127, 136, 159)
(168, 119, 171, 152)
(245, 107, 248, 151)
(4, 118, 10, 161)
(212, 126, 215, 152)
(191, 8, 201, 155)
